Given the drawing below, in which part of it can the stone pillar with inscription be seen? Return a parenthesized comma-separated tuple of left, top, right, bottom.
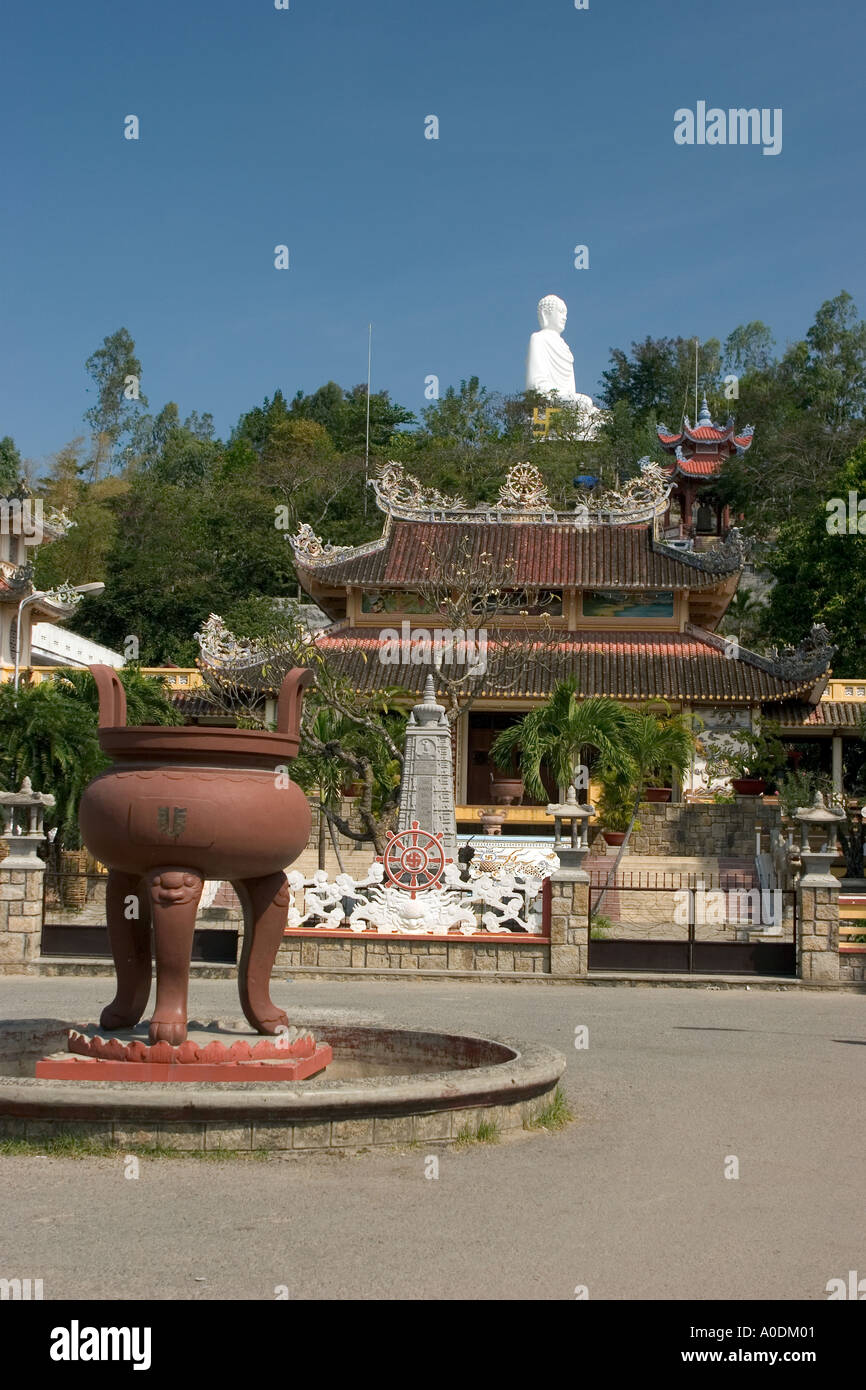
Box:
(397, 676, 457, 855)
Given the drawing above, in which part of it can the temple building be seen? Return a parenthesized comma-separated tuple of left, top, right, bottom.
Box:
(0, 485, 83, 681)
(658, 396, 754, 543)
(290, 456, 843, 829)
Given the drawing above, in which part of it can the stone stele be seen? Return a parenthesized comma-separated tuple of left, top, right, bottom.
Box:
(397, 675, 457, 855)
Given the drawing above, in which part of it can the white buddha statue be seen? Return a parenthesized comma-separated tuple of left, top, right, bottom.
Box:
(526, 294, 599, 436)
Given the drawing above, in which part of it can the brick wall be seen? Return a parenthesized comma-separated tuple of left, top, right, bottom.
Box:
(623, 801, 782, 858)
(0, 866, 44, 970)
(277, 932, 549, 974)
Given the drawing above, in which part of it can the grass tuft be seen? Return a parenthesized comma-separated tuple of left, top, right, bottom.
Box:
(0, 1134, 267, 1161)
(524, 1087, 573, 1133)
(453, 1118, 501, 1149)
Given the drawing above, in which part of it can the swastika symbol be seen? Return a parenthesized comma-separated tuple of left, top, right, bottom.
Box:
(378, 822, 448, 897)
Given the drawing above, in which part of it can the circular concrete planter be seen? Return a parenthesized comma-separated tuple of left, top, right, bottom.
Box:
(0, 1016, 566, 1153)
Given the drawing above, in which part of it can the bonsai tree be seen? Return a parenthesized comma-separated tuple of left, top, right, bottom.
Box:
(593, 706, 698, 916)
(489, 678, 633, 802)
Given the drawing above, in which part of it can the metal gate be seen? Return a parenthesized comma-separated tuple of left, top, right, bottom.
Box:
(588, 870, 797, 977)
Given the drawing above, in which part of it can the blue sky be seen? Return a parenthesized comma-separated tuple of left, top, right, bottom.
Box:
(2, 0, 865, 464)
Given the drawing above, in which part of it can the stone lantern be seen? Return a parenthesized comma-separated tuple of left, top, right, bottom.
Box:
(0, 777, 55, 869)
(546, 785, 594, 880)
(793, 792, 845, 886)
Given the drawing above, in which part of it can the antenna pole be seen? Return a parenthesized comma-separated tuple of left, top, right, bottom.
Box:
(364, 322, 372, 517)
(694, 337, 699, 420)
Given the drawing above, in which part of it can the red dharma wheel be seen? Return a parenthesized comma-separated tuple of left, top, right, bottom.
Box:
(380, 822, 447, 897)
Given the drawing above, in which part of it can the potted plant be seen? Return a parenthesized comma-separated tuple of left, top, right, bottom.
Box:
(643, 785, 672, 802)
(596, 782, 635, 846)
(703, 721, 787, 797)
(593, 706, 699, 915)
(490, 678, 633, 805)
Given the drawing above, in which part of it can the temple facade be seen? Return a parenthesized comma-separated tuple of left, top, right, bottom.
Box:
(291, 455, 840, 830)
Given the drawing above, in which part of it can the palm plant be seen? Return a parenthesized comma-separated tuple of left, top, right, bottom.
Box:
(489, 678, 633, 802)
(593, 706, 698, 915)
(0, 680, 105, 851)
(54, 665, 184, 726)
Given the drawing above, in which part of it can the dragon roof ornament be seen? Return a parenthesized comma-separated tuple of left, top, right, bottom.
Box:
(195, 613, 267, 671)
(288, 522, 356, 566)
(593, 458, 671, 521)
(654, 526, 747, 575)
(370, 461, 467, 516)
(762, 624, 836, 684)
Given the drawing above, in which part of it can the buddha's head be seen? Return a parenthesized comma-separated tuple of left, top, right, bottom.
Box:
(537, 294, 567, 334)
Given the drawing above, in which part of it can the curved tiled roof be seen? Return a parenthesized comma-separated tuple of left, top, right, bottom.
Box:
(774, 701, 865, 730)
(296, 521, 740, 591)
(314, 627, 826, 704)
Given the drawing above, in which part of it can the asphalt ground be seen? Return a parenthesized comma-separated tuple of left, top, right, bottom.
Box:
(0, 975, 864, 1301)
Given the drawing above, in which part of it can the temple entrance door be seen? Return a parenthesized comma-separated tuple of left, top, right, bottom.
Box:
(466, 711, 556, 806)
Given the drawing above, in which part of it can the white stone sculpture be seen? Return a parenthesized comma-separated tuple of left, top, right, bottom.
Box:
(287, 861, 546, 935)
(526, 295, 600, 439)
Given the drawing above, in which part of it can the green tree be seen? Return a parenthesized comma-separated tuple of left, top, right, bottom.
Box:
(84, 328, 148, 478)
(0, 681, 103, 850)
(419, 377, 501, 450)
(489, 679, 633, 802)
(599, 335, 722, 421)
(0, 435, 22, 492)
(759, 438, 866, 674)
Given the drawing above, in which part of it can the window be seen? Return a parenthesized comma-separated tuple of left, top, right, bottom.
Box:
(582, 591, 674, 620)
(362, 590, 436, 615)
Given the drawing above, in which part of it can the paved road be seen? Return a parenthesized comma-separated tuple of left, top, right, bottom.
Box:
(1, 976, 864, 1300)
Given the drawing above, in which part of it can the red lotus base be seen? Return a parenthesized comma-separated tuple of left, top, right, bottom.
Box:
(33, 1026, 332, 1083)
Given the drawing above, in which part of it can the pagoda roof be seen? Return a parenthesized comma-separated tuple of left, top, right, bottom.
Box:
(313, 623, 833, 706)
(292, 516, 747, 593)
(657, 398, 754, 454)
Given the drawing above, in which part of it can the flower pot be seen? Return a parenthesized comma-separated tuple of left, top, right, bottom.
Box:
(601, 830, 626, 846)
(644, 787, 672, 803)
(341, 781, 365, 799)
(489, 773, 524, 806)
(479, 809, 506, 836)
(731, 778, 766, 796)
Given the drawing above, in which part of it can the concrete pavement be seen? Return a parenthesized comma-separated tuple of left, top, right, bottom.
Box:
(0, 975, 863, 1300)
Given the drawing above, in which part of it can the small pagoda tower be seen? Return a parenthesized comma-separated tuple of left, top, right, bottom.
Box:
(657, 397, 754, 541)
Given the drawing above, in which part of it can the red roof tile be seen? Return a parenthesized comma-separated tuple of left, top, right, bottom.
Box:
(298, 521, 737, 590)
(315, 628, 824, 704)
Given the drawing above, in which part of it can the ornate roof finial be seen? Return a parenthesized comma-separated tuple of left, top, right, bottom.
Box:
(697, 395, 712, 427)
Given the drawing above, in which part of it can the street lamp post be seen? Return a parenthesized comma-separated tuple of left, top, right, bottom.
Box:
(13, 582, 105, 691)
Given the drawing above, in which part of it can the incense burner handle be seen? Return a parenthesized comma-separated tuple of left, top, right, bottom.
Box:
(90, 664, 128, 729)
(276, 667, 314, 742)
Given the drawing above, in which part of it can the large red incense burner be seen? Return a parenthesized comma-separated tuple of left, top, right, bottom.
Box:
(78, 664, 313, 1046)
